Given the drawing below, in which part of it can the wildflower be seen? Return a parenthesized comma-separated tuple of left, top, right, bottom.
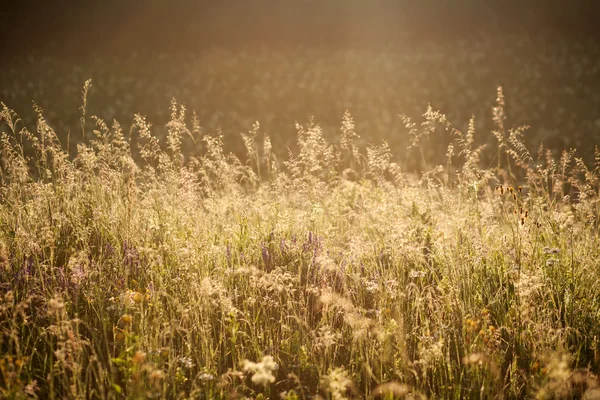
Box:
(241, 356, 277, 387)
(364, 280, 379, 293)
(408, 270, 426, 279)
(67, 251, 89, 286)
(315, 326, 339, 350)
(179, 356, 194, 369)
(117, 314, 132, 329)
(133, 291, 144, 304)
(149, 369, 164, 383)
(518, 185, 523, 192)
(132, 351, 146, 365)
(48, 296, 65, 313)
(465, 318, 479, 333)
(543, 247, 560, 255)
(24, 380, 38, 397)
(546, 259, 558, 267)
(417, 338, 444, 367)
(70, 264, 87, 286)
(199, 372, 215, 381)
(321, 367, 353, 400)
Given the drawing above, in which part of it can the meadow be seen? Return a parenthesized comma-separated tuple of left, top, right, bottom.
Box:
(1, 33, 600, 399)
(2, 32, 600, 166)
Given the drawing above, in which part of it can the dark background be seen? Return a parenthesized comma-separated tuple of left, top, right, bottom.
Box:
(1, 1, 600, 168)
(2, 0, 599, 56)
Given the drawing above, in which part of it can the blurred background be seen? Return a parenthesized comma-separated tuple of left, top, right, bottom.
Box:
(1, 0, 599, 168)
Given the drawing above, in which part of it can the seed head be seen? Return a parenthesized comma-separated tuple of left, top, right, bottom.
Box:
(132, 351, 146, 365)
(115, 331, 126, 343)
(117, 314, 133, 329)
(133, 292, 144, 304)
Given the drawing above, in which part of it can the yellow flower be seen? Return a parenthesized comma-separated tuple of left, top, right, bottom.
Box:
(117, 314, 133, 329)
(133, 292, 144, 304)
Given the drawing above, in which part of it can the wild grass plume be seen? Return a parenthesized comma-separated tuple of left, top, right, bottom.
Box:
(0, 85, 599, 399)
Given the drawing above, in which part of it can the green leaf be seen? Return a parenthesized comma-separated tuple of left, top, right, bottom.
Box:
(111, 383, 122, 394)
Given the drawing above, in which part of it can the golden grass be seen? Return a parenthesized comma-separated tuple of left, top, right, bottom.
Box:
(0, 86, 599, 399)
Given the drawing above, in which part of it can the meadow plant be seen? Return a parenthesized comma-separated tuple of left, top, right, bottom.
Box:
(0, 85, 599, 399)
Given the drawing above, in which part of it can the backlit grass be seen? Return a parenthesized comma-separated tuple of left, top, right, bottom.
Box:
(0, 87, 599, 399)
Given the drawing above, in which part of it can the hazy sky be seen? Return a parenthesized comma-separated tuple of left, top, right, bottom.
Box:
(1, 0, 598, 56)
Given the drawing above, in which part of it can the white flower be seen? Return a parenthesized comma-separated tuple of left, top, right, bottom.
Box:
(241, 356, 277, 386)
(409, 270, 426, 279)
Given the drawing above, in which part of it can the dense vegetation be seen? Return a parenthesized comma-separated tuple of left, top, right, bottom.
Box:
(0, 79, 599, 399)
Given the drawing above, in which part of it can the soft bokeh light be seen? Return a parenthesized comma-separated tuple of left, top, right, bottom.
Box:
(1, 2, 599, 399)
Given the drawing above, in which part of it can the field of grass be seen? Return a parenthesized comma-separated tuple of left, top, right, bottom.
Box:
(2, 32, 600, 167)
(0, 76, 599, 399)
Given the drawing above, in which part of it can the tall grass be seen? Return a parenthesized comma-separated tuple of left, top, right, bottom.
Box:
(0, 86, 599, 399)
(3, 36, 600, 166)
